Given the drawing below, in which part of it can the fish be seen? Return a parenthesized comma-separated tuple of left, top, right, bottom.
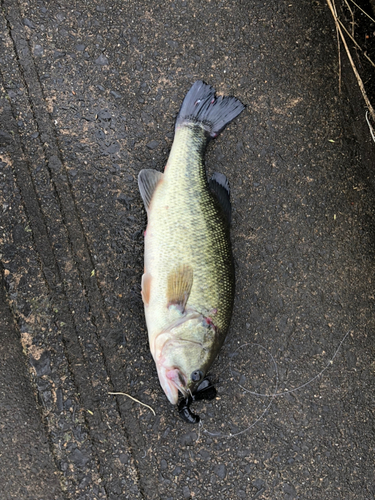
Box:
(138, 80, 244, 422)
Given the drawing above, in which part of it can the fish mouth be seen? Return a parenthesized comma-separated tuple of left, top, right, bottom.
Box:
(157, 365, 188, 405)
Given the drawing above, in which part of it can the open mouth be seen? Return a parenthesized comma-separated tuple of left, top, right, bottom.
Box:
(156, 364, 188, 405)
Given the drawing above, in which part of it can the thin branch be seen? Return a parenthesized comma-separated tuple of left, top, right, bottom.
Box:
(347, 0, 375, 23)
(365, 111, 375, 143)
(338, 18, 375, 68)
(108, 391, 156, 416)
(326, 0, 375, 122)
(343, 0, 355, 37)
(332, 0, 342, 93)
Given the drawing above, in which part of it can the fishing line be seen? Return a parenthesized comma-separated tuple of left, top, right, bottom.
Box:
(202, 343, 279, 439)
(200, 330, 351, 440)
(237, 330, 351, 398)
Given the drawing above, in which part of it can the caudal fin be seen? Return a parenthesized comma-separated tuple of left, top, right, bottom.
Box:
(175, 80, 245, 138)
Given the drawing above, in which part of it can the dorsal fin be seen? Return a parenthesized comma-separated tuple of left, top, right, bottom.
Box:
(138, 169, 163, 212)
(209, 172, 231, 224)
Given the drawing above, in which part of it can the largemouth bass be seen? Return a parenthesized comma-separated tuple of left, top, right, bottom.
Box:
(138, 81, 244, 422)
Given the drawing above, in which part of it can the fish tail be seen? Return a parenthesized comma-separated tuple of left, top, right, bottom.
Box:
(175, 80, 245, 138)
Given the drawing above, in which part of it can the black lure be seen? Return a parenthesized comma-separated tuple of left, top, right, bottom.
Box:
(178, 378, 217, 424)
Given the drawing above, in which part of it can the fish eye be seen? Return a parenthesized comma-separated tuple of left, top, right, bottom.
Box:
(191, 370, 203, 382)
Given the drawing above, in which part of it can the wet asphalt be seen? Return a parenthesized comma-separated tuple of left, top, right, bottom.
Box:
(0, 0, 374, 499)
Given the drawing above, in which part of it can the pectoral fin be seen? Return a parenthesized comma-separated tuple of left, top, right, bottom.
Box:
(167, 264, 193, 312)
(138, 169, 163, 213)
(141, 272, 152, 305)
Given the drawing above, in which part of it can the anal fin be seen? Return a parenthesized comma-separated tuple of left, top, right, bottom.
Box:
(138, 169, 163, 213)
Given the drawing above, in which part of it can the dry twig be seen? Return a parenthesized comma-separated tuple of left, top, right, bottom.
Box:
(108, 391, 156, 416)
(347, 0, 375, 22)
(326, 0, 375, 125)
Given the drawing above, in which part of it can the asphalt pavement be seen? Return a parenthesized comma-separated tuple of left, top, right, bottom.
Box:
(0, 0, 374, 499)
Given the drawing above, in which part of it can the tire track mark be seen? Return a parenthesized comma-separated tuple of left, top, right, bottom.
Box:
(1, 1, 153, 497)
